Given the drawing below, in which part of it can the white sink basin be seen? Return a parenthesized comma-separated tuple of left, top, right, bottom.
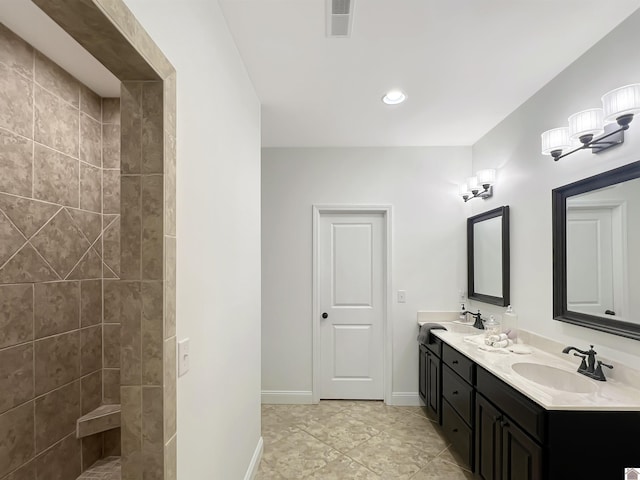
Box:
(442, 322, 481, 335)
(511, 362, 597, 393)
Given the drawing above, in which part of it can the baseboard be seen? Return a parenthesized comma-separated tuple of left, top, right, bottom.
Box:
(389, 392, 421, 406)
(244, 436, 263, 480)
(261, 390, 313, 404)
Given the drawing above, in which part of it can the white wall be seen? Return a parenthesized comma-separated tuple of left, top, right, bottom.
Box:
(261, 147, 471, 403)
(123, 1, 262, 478)
(471, 9, 640, 370)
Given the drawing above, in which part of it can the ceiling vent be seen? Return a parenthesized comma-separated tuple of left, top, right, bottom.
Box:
(326, 0, 355, 37)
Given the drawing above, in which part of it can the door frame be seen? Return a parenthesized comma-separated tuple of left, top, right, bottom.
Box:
(312, 205, 392, 404)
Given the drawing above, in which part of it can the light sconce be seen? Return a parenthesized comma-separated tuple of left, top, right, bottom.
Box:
(459, 169, 496, 202)
(541, 84, 640, 161)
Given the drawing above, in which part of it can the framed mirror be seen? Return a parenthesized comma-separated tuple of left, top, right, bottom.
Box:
(467, 206, 510, 306)
(553, 160, 640, 340)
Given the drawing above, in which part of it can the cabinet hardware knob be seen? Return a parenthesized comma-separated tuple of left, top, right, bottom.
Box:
(493, 415, 502, 422)
(452, 390, 459, 395)
(501, 421, 509, 428)
(452, 360, 459, 365)
(452, 428, 458, 433)
(321, 312, 328, 319)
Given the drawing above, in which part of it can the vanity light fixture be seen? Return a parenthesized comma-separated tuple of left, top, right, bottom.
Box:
(541, 83, 640, 161)
(458, 169, 496, 202)
(382, 89, 406, 105)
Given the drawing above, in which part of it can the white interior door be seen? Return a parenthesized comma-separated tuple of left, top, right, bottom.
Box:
(567, 207, 615, 315)
(319, 212, 384, 400)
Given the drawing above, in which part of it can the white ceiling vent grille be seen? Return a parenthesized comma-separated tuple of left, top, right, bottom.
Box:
(327, 0, 355, 37)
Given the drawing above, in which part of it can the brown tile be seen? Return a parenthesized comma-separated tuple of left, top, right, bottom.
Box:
(67, 209, 102, 245)
(141, 175, 162, 280)
(103, 280, 121, 324)
(164, 132, 176, 237)
(80, 162, 102, 213)
(103, 369, 121, 405)
(34, 51, 80, 108)
(80, 279, 102, 327)
(34, 281, 80, 339)
(141, 82, 163, 174)
(121, 386, 142, 480)
(142, 386, 163, 479)
(0, 129, 33, 197)
(34, 433, 81, 480)
(103, 427, 121, 457)
(132, 23, 174, 78)
(80, 86, 101, 122)
(142, 282, 162, 385)
(121, 82, 142, 174)
(103, 169, 120, 215)
(0, 194, 59, 239)
(30, 209, 90, 279)
(0, 243, 58, 284)
(163, 337, 176, 443)
(81, 433, 103, 471)
(0, 402, 35, 478)
(77, 404, 120, 438)
(120, 176, 141, 280)
(0, 344, 33, 415)
(3, 460, 35, 480)
(165, 236, 176, 339)
(81, 370, 102, 416)
(0, 284, 33, 349)
(67, 247, 103, 280)
(121, 282, 142, 386)
(163, 73, 176, 132)
(104, 324, 121, 369)
(80, 113, 102, 167)
(80, 325, 102, 375)
(34, 86, 79, 158)
(35, 381, 80, 453)
(34, 330, 80, 395)
(103, 216, 120, 277)
(33, 144, 79, 207)
(164, 434, 176, 480)
(0, 23, 34, 78)
(0, 210, 26, 266)
(102, 98, 120, 124)
(0, 62, 33, 138)
(103, 124, 120, 169)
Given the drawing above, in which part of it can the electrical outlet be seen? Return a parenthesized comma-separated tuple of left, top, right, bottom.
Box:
(397, 290, 406, 303)
(178, 338, 190, 377)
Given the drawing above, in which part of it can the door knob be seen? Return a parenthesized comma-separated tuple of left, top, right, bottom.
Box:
(322, 312, 328, 319)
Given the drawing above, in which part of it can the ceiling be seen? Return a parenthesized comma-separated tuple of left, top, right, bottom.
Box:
(0, 0, 120, 97)
(219, 0, 640, 147)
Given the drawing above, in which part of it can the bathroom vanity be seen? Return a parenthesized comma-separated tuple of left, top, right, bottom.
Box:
(418, 325, 640, 479)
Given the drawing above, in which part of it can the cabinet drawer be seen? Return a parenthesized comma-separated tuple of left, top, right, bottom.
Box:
(442, 364, 474, 426)
(476, 367, 546, 443)
(442, 343, 475, 384)
(425, 334, 442, 357)
(442, 399, 473, 471)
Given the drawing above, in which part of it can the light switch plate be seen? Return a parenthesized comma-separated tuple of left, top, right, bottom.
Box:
(178, 338, 190, 377)
(397, 290, 406, 303)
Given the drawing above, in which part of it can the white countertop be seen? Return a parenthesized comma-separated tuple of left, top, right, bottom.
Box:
(419, 320, 640, 411)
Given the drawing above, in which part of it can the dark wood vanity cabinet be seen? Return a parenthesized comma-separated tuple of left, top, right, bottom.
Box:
(419, 336, 442, 423)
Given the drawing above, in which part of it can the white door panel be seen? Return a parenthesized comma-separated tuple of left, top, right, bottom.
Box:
(319, 213, 384, 400)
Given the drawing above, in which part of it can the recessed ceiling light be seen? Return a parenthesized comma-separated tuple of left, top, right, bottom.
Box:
(382, 90, 407, 105)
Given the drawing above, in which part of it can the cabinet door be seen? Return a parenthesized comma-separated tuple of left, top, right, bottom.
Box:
(426, 350, 441, 423)
(476, 394, 502, 480)
(501, 418, 543, 480)
(418, 345, 427, 403)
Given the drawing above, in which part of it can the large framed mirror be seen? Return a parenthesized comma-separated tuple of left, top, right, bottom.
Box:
(467, 206, 510, 306)
(553, 160, 640, 340)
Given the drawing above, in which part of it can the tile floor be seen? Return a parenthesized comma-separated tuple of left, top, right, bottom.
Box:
(257, 401, 474, 479)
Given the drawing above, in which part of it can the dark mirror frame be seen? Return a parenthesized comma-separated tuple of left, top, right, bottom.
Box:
(552, 160, 640, 340)
(467, 206, 510, 306)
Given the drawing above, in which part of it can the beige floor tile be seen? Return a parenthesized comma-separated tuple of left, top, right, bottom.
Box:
(435, 446, 472, 471)
(411, 457, 474, 479)
(255, 459, 286, 480)
(263, 429, 341, 479)
(306, 455, 380, 479)
(300, 412, 380, 453)
(341, 402, 411, 432)
(382, 415, 448, 456)
(344, 431, 428, 479)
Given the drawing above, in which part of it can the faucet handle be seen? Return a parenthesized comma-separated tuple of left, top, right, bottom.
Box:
(598, 360, 613, 370)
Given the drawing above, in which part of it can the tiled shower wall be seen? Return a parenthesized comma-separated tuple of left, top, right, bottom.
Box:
(0, 23, 120, 479)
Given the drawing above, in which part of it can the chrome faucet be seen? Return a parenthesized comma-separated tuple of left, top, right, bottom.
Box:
(562, 344, 613, 381)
